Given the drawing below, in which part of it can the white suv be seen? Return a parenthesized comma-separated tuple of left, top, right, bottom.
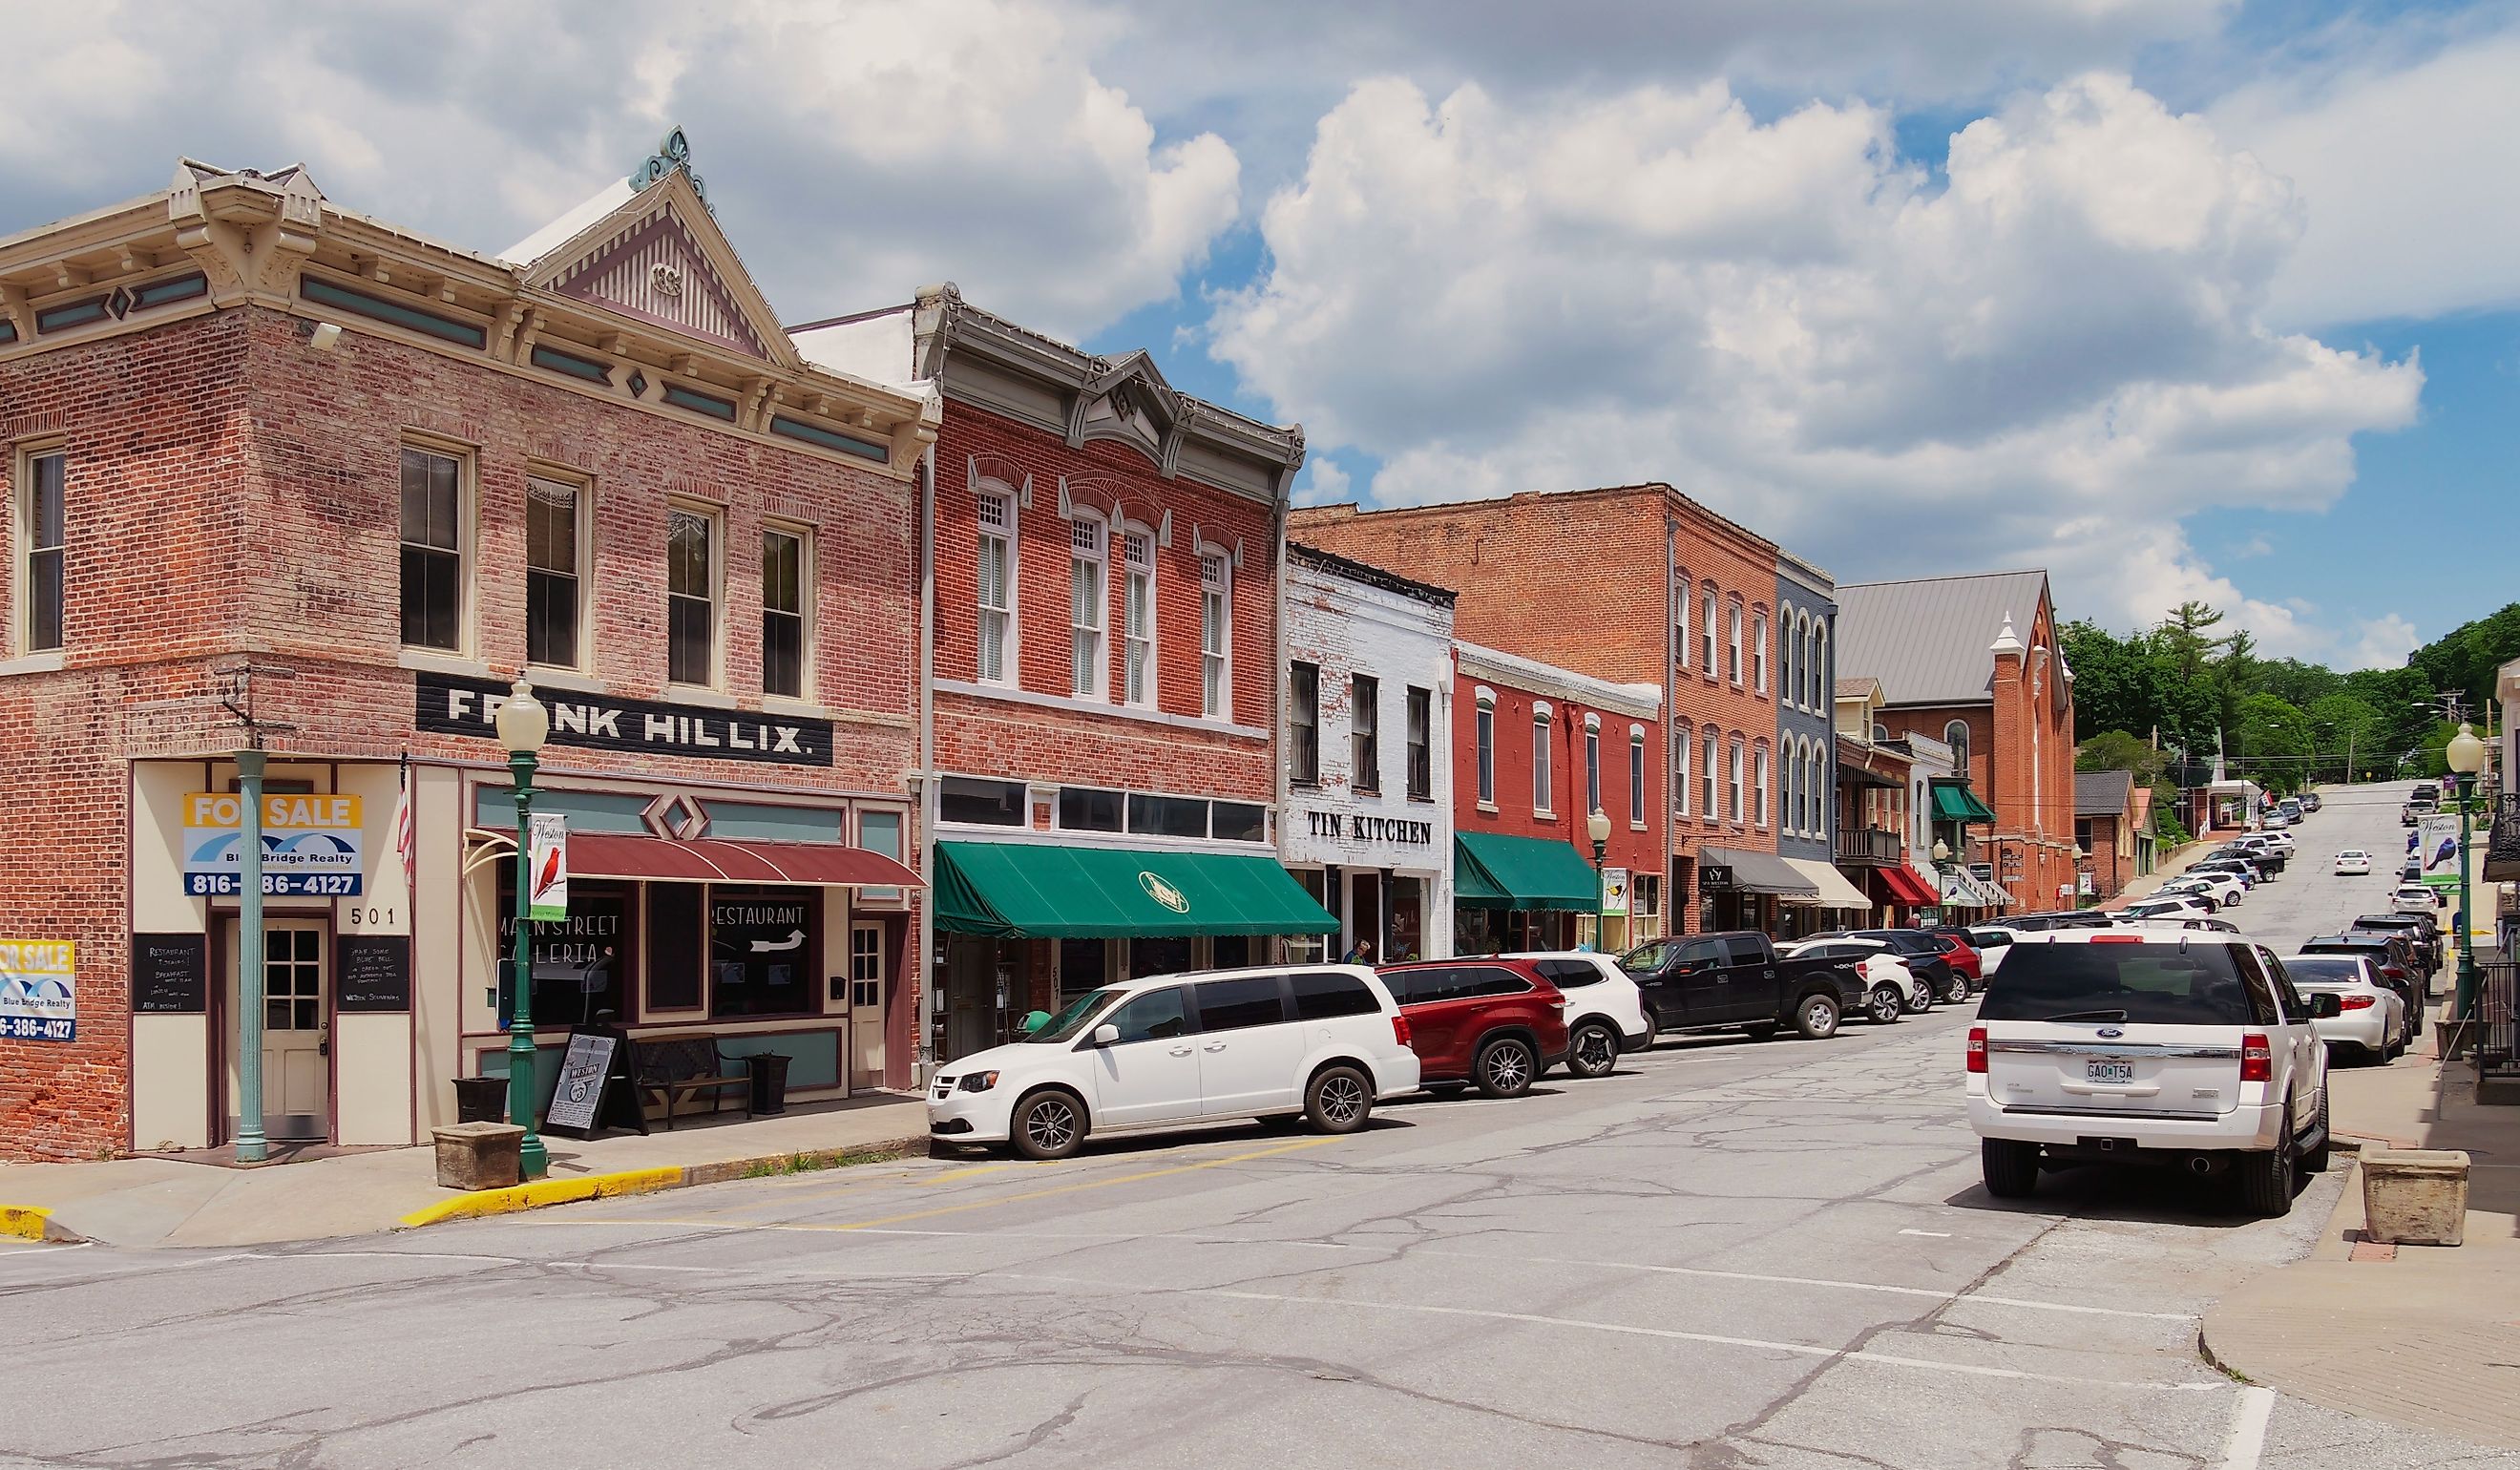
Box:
(1967, 931, 2337, 1216)
(1506, 952, 1651, 1078)
(928, 965, 1421, 1160)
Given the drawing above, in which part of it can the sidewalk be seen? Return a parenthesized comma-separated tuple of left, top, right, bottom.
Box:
(0, 1092, 930, 1250)
(2199, 986, 2520, 1452)
(2112, 833, 2218, 903)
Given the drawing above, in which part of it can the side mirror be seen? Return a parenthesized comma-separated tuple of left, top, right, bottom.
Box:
(2310, 994, 2342, 1019)
(1091, 1023, 1121, 1047)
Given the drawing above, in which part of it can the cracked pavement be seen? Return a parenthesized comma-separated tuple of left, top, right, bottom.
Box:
(8, 945, 2517, 1465)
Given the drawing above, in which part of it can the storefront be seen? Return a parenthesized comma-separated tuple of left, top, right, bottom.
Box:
(1780, 857, 1873, 938)
(930, 838, 1337, 1060)
(1695, 846, 1818, 934)
(1452, 831, 1601, 954)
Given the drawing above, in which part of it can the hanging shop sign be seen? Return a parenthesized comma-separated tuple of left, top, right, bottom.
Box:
(1601, 866, 1630, 917)
(180, 792, 366, 896)
(0, 939, 74, 1042)
(415, 672, 833, 767)
(1699, 864, 1735, 892)
(527, 813, 570, 922)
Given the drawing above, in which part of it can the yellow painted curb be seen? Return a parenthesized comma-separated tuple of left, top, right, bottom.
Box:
(398, 1166, 685, 1228)
(0, 1206, 56, 1241)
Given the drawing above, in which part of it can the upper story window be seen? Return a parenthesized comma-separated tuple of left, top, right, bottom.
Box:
(1352, 673, 1382, 794)
(1727, 736, 1744, 823)
(17, 448, 64, 654)
(976, 491, 1015, 683)
(1069, 516, 1106, 699)
(939, 775, 1026, 827)
(1753, 611, 1768, 695)
(399, 446, 467, 652)
(1780, 607, 1797, 706)
(524, 477, 584, 671)
(1802, 621, 1818, 709)
(1289, 661, 1321, 786)
(1532, 703, 1554, 814)
(1585, 719, 1602, 815)
(1700, 584, 1718, 678)
(665, 504, 720, 686)
(1628, 727, 1646, 825)
(1815, 625, 1829, 706)
(1945, 719, 1972, 773)
(1672, 725, 1690, 817)
(1754, 743, 1771, 827)
(1673, 575, 1690, 671)
(1407, 686, 1434, 801)
(1122, 530, 1154, 707)
(1807, 744, 1826, 836)
(761, 524, 808, 699)
(1200, 552, 1231, 719)
(1475, 691, 1497, 806)
(1700, 726, 1718, 818)
(1727, 601, 1743, 686)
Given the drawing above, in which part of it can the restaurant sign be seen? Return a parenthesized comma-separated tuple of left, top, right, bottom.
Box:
(416, 673, 833, 767)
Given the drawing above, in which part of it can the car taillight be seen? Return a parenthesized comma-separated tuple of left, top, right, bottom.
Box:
(2090, 934, 2141, 943)
(1545, 995, 1568, 1008)
(2240, 1032, 2272, 1082)
(1966, 1025, 1986, 1074)
(1391, 1013, 1412, 1048)
(2342, 996, 2377, 1011)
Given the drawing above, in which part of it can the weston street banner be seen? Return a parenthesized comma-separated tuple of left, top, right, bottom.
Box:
(414, 673, 834, 767)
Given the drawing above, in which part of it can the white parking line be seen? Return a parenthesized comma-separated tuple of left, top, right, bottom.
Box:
(1898, 1229, 1953, 1238)
(2219, 1385, 2276, 1470)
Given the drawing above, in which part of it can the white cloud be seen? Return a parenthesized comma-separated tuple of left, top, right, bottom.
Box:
(2210, 26, 2520, 326)
(2346, 614, 2422, 671)
(0, 0, 1240, 340)
(1293, 457, 1352, 507)
(1210, 71, 2420, 652)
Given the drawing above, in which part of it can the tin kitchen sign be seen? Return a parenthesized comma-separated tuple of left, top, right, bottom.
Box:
(415, 673, 833, 767)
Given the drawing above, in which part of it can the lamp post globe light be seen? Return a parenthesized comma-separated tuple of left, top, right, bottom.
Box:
(2447, 722, 2488, 1029)
(1586, 808, 1612, 949)
(495, 680, 552, 1180)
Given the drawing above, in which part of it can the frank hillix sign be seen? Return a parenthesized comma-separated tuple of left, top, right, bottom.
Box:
(415, 673, 835, 767)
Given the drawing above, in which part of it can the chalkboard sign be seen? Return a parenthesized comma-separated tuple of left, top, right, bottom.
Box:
(335, 934, 412, 1013)
(132, 933, 207, 1014)
(542, 1028, 646, 1139)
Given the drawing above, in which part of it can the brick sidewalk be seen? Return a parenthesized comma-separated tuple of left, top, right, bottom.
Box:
(2200, 1020, 2520, 1451)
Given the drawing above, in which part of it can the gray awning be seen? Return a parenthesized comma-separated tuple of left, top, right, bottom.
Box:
(1700, 846, 1821, 897)
(1780, 857, 1875, 909)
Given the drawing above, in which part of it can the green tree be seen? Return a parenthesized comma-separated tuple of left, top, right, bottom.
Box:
(2234, 693, 2314, 794)
(2075, 729, 2169, 786)
(2304, 693, 2384, 783)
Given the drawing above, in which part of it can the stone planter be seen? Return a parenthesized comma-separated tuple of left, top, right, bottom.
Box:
(2361, 1147, 2468, 1247)
(431, 1122, 525, 1191)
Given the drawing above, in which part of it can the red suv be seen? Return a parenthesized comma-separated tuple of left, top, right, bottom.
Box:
(1376, 957, 1570, 1097)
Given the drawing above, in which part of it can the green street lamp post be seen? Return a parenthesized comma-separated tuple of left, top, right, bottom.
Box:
(2447, 722, 2488, 1032)
(496, 680, 552, 1180)
(234, 749, 269, 1164)
(1586, 808, 1612, 950)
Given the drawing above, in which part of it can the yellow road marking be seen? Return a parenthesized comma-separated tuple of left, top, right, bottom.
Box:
(534, 1136, 1340, 1234)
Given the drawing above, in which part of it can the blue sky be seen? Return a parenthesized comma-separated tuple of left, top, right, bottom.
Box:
(2, 0, 2511, 663)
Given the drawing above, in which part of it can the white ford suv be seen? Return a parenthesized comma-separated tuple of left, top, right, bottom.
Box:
(1967, 930, 2337, 1216)
(928, 965, 1421, 1160)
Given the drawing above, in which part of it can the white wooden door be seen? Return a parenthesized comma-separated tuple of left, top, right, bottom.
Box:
(848, 922, 884, 1091)
(225, 920, 330, 1141)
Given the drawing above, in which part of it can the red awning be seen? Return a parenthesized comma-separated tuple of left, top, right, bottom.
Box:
(564, 832, 921, 888)
(1880, 864, 1941, 906)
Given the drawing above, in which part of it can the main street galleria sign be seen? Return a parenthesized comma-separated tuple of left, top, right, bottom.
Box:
(415, 673, 834, 767)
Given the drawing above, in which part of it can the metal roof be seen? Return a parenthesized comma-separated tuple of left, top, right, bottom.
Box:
(1836, 570, 2050, 707)
(2075, 769, 2136, 818)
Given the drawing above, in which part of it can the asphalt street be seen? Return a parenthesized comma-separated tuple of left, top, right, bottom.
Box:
(5, 783, 2510, 1470)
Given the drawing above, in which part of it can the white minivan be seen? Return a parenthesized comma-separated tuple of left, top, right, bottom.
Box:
(927, 965, 1421, 1160)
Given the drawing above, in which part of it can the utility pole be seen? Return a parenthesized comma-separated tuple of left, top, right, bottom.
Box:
(216, 663, 299, 1164)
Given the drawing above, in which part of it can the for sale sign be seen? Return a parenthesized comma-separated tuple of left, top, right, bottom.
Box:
(0, 939, 74, 1042)
(181, 792, 367, 897)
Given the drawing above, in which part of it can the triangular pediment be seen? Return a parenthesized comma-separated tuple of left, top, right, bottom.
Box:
(510, 160, 794, 369)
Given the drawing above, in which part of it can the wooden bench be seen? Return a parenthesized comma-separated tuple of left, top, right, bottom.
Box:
(634, 1037, 753, 1129)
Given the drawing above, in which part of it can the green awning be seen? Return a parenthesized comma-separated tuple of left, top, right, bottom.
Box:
(1453, 832, 1601, 913)
(1931, 782, 1999, 824)
(934, 841, 1337, 938)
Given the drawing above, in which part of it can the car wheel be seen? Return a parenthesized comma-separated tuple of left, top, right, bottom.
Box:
(2236, 1131, 2297, 1217)
(1567, 1021, 1620, 1079)
(1868, 984, 1904, 1025)
(1473, 1036, 1537, 1098)
(1903, 980, 1933, 1015)
(1632, 1006, 1659, 1052)
(1304, 1065, 1375, 1134)
(1982, 1138, 2040, 1199)
(1795, 994, 1840, 1040)
(1941, 972, 1970, 1005)
(2301, 1090, 2331, 1175)
(1010, 1089, 1085, 1162)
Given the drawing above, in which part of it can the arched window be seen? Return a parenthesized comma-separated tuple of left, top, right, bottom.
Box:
(1068, 513, 1106, 698)
(1807, 745, 1825, 836)
(1727, 600, 1744, 687)
(1700, 584, 1719, 677)
(1754, 742, 1771, 827)
(976, 486, 1017, 683)
(1701, 725, 1719, 818)
(1674, 575, 1691, 671)
(1801, 620, 1817, 709)
(1945, 719, 1972, 775)
(1753, 608, 1769, 694)
(1199, 547, 1232, 719)
(1786, 737, 1803, 833)
(1815, 625, 1829, 709)
(1672, 724, 1690, 816)
(1727, 734, 1744, 822)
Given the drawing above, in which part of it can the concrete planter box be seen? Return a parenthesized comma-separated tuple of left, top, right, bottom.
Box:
(431, 1122, 525, 1192)
(2361, 1147, 2468, 1247)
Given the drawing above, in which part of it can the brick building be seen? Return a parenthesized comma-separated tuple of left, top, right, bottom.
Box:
(1837, 571, 2079, 916)
(1452, 641, 1665, 953)
(1292, 484, 1819, 936)
(0, 138, 934, 1159)
(2074, 769, 2155, 900)
(1280, 543, 1456, 962)
(793, 286, 1328, 1064)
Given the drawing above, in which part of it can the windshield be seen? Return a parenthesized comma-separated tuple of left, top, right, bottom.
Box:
(2283, 957, 2365, 986)
(1024, 988, 1124, 1043)
(1980, 942, 2265, 1025)
(1621, 939, 1678, 974)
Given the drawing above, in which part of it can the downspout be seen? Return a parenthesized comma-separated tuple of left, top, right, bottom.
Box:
(915, 444, 937, 1086)
(1273, 482, 1292, 962)
(1664, 516, 1679, 934)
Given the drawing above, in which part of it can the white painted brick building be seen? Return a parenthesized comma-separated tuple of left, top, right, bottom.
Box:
(1281, 544, 1457, 962)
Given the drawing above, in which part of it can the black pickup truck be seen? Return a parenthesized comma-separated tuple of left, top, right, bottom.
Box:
(1620, 931, 1868, 1044)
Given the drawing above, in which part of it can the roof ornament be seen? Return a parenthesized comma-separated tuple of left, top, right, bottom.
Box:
(1989, 612, 2025, 656)
(628, 127, 707, 206)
